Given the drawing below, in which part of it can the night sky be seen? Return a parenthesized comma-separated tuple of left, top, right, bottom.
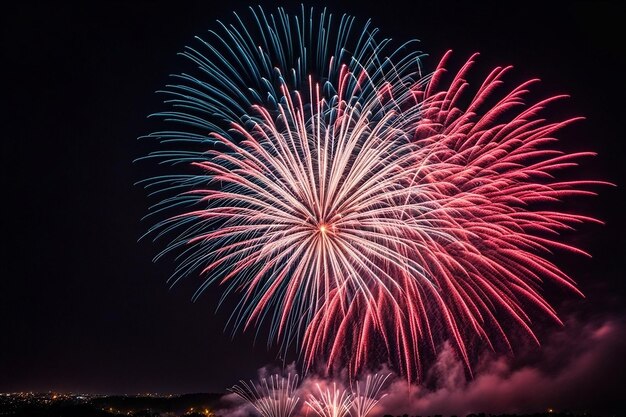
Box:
(2, 0, 625, 412)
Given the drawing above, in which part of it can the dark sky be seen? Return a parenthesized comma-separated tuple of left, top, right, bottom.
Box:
(2, 0, 625, 407)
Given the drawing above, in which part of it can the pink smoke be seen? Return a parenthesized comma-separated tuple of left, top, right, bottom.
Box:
(379, 318, 626, 416)
(220, 317, 626, 417)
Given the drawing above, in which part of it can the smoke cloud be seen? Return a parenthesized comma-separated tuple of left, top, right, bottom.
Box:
(220, 317, 626, 417)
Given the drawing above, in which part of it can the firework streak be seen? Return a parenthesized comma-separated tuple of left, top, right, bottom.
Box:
(140, 6, 605, 380)
(230, 373, 388, 417)
(230, 374, 300, 417)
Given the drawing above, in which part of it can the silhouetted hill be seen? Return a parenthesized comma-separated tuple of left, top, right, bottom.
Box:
(91, 393, 222, 414)
(0, 393, 222, 417)
(0, 394, 612, 417)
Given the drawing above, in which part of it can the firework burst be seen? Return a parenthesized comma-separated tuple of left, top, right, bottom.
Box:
(306, 382, 353, 417)
(230, 374, 300, 417)
(140, 6, 605, 380)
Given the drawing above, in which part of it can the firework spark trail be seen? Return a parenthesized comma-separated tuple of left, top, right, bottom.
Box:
(230, 373, 389, 417)
(350, 373, 390, 417)
(230, 374, 300, 417)
(141, 6, 607, 381)
(306, 382, 353, 417)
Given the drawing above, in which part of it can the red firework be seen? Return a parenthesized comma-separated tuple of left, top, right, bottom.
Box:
(142, 7, 606, 381)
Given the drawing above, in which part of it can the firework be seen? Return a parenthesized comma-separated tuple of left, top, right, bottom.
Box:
(141, 6, 604, 380)
(306, 382, 353, 417)
(230, 374, 300, 417)
(350, 374, 390, 417)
